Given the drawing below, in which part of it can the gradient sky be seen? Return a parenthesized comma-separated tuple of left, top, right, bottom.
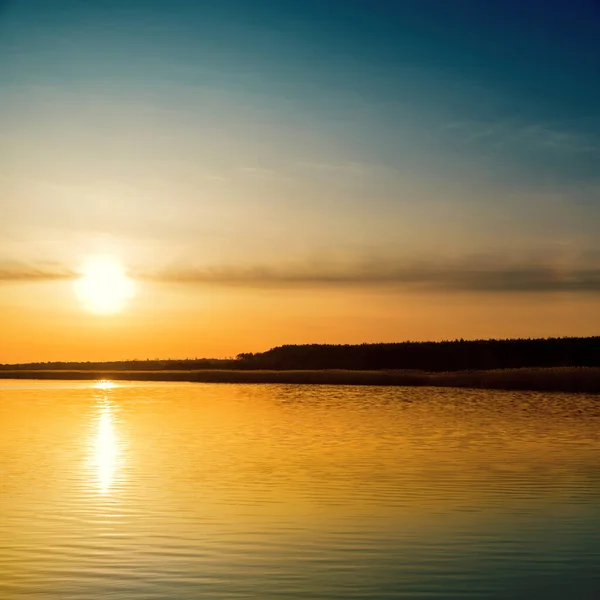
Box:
(1, 0, 599, 362)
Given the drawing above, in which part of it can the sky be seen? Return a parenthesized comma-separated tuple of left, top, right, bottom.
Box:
(1, 0, 599, 362)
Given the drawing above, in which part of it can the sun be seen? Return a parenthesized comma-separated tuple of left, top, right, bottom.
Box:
(74, 256, 135, 314)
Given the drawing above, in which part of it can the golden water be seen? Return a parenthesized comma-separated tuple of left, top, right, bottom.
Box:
(1, 380, 599, 599)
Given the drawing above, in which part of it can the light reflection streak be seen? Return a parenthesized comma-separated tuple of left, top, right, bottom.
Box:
(94, 380, 117, 390)
(92, 382, 120, 494)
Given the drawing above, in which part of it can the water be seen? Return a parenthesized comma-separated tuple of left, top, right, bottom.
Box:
(1, 380, 599, 599)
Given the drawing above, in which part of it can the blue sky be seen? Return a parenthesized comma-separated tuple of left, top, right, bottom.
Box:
(1, 0, 599, 281)
(2, 0, 600, 359)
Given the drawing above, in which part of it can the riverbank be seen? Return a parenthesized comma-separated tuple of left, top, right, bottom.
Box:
(1, 367, 599, 393)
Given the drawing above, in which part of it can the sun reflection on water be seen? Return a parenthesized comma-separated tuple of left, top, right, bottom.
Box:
(92, 383, 120, 494)
(94, 380, 117, 390)
(94, 407, 118, 494)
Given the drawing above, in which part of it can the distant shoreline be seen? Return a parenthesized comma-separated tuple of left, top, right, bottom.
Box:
(4, 337, 599, 374)
(1, 367, 599, 394)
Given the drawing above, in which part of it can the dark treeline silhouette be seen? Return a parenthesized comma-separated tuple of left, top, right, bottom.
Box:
(0, 358, 237, 371)
(236, 336, 600, 372)
(2, 336, 599, 373)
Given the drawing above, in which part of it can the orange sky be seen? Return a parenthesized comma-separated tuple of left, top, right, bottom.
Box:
(1, 277, 598, 363)
(2, 1, 599, 362)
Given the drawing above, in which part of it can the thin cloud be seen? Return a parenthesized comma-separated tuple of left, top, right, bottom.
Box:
(3, 256, 600, 292)
(446, 119, 599, 154)
(296, 161, 369, 174)
(240, 166, 276, 177)
(141, 257, 600, 293)
(0, 263, 76, 282)
(238, 166, 292, 182)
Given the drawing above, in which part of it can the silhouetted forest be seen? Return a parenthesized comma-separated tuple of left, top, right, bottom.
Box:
(0, 358, 236, 371)
(236, 336, 600, 372)
(2, 336, 599, 372)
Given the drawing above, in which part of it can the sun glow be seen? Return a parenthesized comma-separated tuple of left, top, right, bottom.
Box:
(75, 256, 135, 314)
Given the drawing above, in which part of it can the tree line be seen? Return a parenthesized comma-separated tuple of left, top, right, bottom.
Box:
(2, 336, 599, 372)
(236, 336, 600, 372)
(0, 358, 236, 371)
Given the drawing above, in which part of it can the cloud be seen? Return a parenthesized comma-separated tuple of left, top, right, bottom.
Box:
(238, 166, 293, 183)
(0, 262, 76, 282)
(445, 119, 599, 154)
(3, 255, 600, 293)
(296, 161, 368, 174)
(140, 255, 600, 293)
(239, 166, 276, 177)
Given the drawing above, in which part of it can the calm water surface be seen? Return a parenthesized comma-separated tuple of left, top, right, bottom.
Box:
(1, 381, 599, 599)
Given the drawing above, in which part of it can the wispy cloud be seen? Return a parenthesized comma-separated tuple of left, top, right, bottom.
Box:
(0, 262, 76, 282)
(444, 119, 599, 154)
(140, 255, 600, 293)
(3, 255, 599, 292)
(239, 166, 277, 178)
(296, 161, 369, 174)
(237, 166, 293, 183)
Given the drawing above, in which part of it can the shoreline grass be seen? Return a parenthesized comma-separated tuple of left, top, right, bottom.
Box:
(1, 367, 599, 394)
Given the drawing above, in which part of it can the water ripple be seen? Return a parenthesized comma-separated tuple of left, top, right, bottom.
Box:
(1, 381, 599, 598)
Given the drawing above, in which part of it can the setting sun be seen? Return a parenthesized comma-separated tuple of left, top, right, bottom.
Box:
(74, 256, 135, 314)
